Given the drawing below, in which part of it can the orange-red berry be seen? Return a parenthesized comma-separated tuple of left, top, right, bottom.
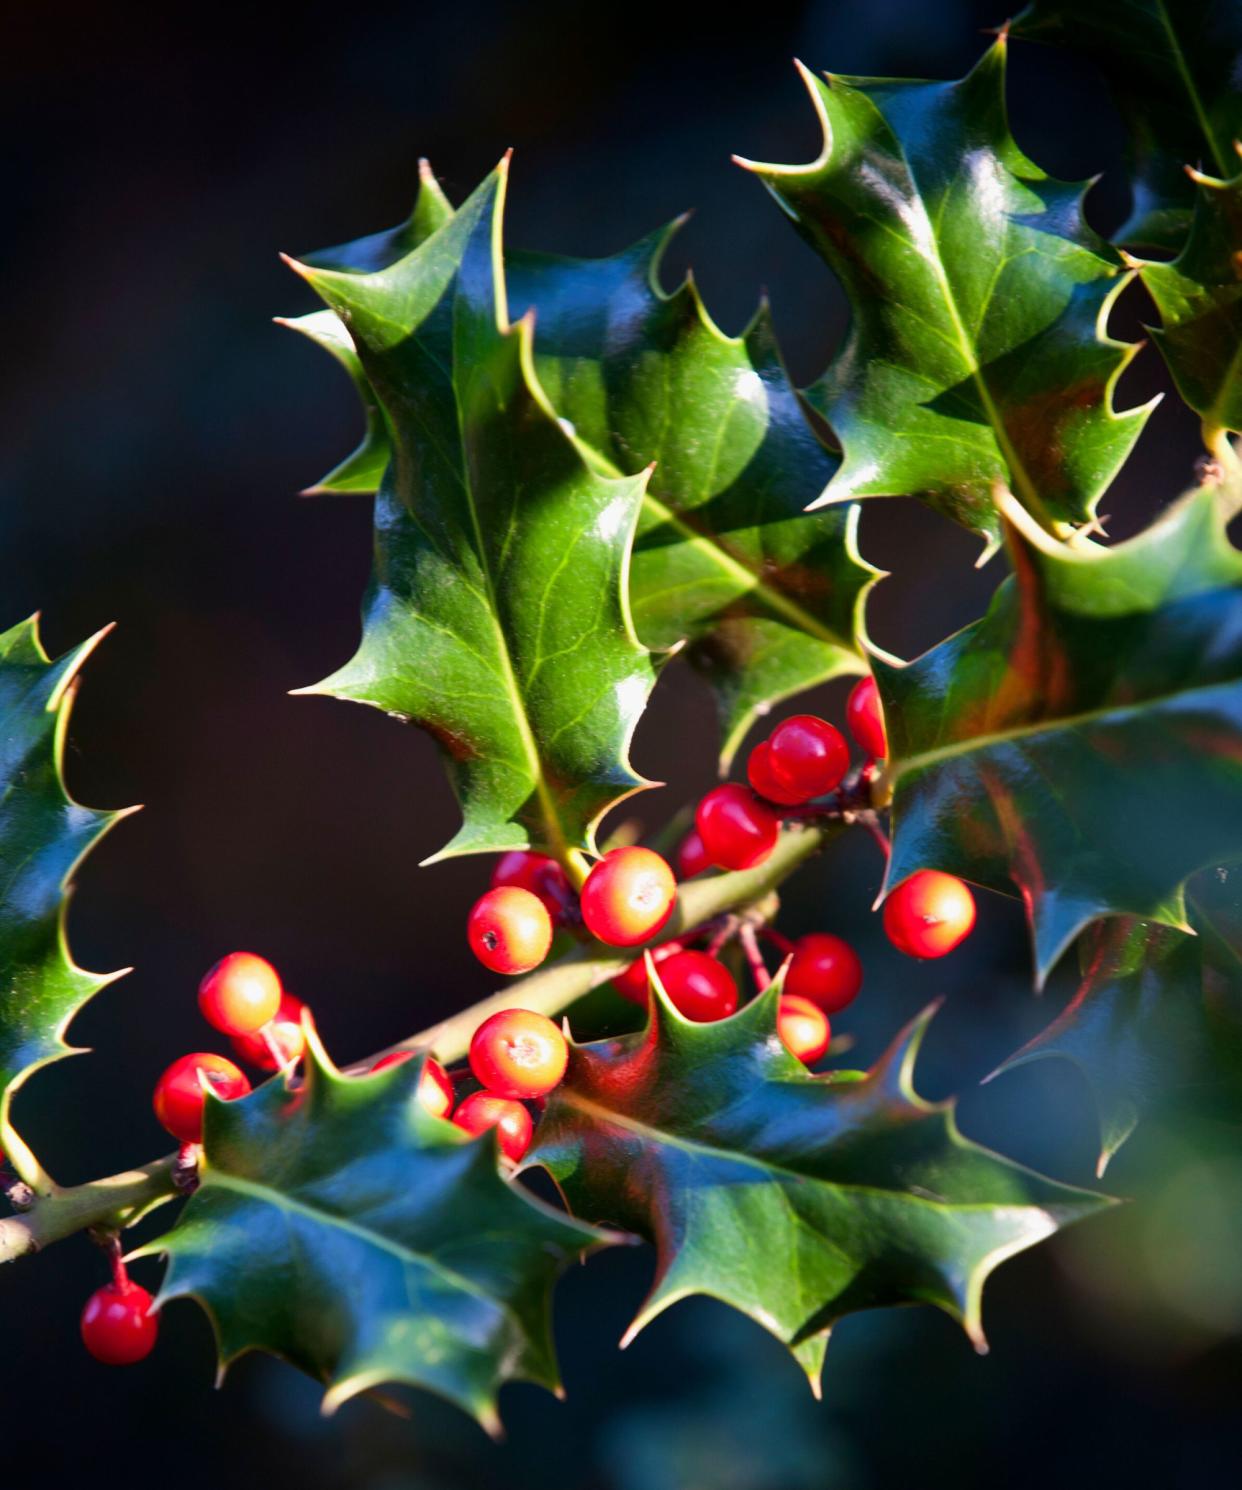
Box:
(656, 950, 738, 1022)
(676, 829, 712, 880)
(767, 714, 849, 799)
(198, 952, 282, 1036)
(469, 1009, 568, 1099)
(81, 1281, 159, 1365)
(453, 1091, 534, 1162)
(230, 992, 306, 1072)
(846, 675, 888, 759)
(612, 941, 684, 1005)
(580, 847, 677, 947)
(778, 993, 831, 1064)
(784, 933, 863, 1015)
(695, 784, 780, 871)
(490, 850, 573, 922)
(153, 1052, 250, 1144)
(883, 870, 976, 958)
(467, 886, 553, 974)
(370, 1051, 456, 1119)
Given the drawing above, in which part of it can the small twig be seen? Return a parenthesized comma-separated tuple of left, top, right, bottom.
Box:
(739, 924, 771, 993)
(704, 916, 740, 958)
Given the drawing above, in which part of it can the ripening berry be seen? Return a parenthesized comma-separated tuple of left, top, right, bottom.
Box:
(746, 742, 808, 806)
(656, 950, 738, 1022)
(469, 1009, 568, 1099)
(490, 850, 573, 922)
(580, 846, 677, 947)
(767, 714, 850, 799)
(613, 941, 683, 1005)
(153, 1052, 251, 1143)
(81, 1281, 159, 1366)
(695, 784, 779, 871)
(198, 952, 282, 1036)
(777, 994, 831, 1064)
(467, 886, 553, 974)
(676, 829, 711, 880)
(230, 992, 306, 1072)
(846, 675, 888, 759)
(453, 1091, 534, 1162)
(883, 870, 977, 958)
(369, 1051, 456, 1119)
(784, 933, 863, 1015)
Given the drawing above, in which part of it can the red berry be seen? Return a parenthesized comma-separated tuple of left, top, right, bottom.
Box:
(695, 784, 779, 871)
(612, 940, 684, 1005)
(767, 714, 849, 798)
(490, 850, 573, 922)
(580, 847, 677, 947)
(469, 1009, 568, 1099)
(656, 950, 738, 1022)
(778, 993, 831, 1064)
(784, 933, 863, 1015)
(883, 870, 977, 958)
(453, 1091, 533, 1162)
(846, 675, 888, 759)
(153, 1053, 250, 1143)
(81, 1281, 159, 1366)
(467, 886, 553, 974)
(369, 1051, 456, 1119)
(747, 742, 809, 806)
(676, 829, 712, 880)
(230, 992, 306, 1072)
(198, 952, 282, 1036)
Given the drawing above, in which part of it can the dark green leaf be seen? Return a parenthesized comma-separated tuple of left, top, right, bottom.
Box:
(1135, 157, 1242, 436)
(288, 162, 659, 865)
(0, 617, 128, 1171)
(741, 38, 1151, 547)
(142, 1027, 612, 1432)
(877, 475, 1242, 984)
(1014, 0, 1242, 249)
(532, 981, 1108, 1391)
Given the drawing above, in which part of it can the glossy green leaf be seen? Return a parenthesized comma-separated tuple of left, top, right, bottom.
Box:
(0, 617, 128, 1171)
(1014, 0, 1242, 249)
(291, 172, 877, 768)
(877, 475, 1242, 985)
(532, 981, 1108, 1391)
(741, 37, 1151, 547)
(1135, 156, 1242, 435)
(142, 1026, 612, 1433)
(288, 162, 659, 864)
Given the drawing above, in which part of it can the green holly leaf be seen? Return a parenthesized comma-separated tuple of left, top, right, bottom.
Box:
(877, 475, 1242, 985)
(1014, 0, 1242, 250)
(739, 37, 1151, 548)
(291, 174, 877, 769)
(287, 161, 659, 865)
(994, 867, 1242, 1174)
(531, 982, 1108, 1391)
(140, 1026, 613, 1433)
(1134, 157, 1242, 436)
(0, 617, 129, 1176)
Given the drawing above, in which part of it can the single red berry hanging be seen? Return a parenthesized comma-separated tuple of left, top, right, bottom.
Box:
(846, 675, 888, 759)
(230, 992, 306, 1072)
(81, 1281, 159, 1365)
(153, 1052, 251, 1144)
(490, 849, 573, 922)
(368, 1050, 456, 1119)
(579, 846, 677, 947)
(676, 829, 711, 880)
(695, 784, 779, 871)
(777, 993, 831, 1064)
(612, 940, 683, 1005)
(784, 933, 863, 1015)
(198, 952, 282, 1036)
(453, 1091, 534, 1162)
(746, 741, 809, 806)
(767, 714, 850, 798)
(467, 886, 553, 974)
(469, 1009, 568, 1099)
(883, 870, 977, 958)
(656, 950, 738, 1022)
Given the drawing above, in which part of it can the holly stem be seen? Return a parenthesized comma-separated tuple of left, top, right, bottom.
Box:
(739, 923, 771, 993)
(0, 1157, 177, 1266)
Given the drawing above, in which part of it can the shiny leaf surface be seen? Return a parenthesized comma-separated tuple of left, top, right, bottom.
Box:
(743, 38, 1150, 546)
(143, 1027, 611, 1432)
(290, 163, 658, 864)
(1014, 0, 1242, 249)
(877, 476, 1242, 983)
(532, 982, 1107, 1391)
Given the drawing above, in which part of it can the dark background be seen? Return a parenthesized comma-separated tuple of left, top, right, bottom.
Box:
(3, 3, 1239, 1487)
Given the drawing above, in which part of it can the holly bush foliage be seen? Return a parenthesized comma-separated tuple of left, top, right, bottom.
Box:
(2, 13, 1242, 1435)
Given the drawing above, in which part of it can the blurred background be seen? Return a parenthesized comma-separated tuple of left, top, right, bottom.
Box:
(3, 1, 1239, 1486)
